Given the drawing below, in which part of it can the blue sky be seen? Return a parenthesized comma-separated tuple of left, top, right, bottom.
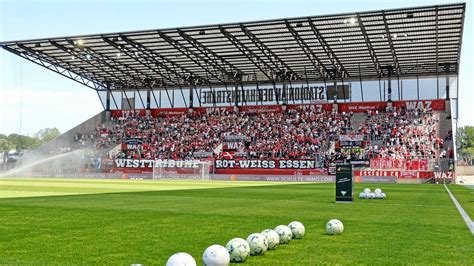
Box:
(0, 0, 473, 135)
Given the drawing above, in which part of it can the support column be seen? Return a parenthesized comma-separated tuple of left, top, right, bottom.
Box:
(189, 86, 194, 108)
(445, 73, 451, 114)
(445, 74, 450, 100)
(105, 84, 111, 111)
(234, 84, 239, 106)
(332, 80, 338, 113)
(146, 86, 151, 110)
(387, 66, 392, 102)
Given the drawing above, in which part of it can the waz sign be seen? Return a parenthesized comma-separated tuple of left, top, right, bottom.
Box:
(200, 84, 327, 105)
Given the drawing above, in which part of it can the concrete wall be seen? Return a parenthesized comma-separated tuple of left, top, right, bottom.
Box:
(457, 166, 474, 176)
(36, 111, 109, 155)
(456, 166, 474, 184)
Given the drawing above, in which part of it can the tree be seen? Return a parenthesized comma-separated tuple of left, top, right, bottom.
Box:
(0, 138, 14, 152)
(0, 128, 62, 152)
(457, 126, 474, 158)
(35, 128, 61, 143)
(457, 126, 474, 149)
(7, 134, 43, 150)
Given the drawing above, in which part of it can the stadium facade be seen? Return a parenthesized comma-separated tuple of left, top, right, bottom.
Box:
(0, 3, 465, 182)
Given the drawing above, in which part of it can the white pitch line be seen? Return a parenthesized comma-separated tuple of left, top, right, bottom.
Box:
(444, 184, 474, 236)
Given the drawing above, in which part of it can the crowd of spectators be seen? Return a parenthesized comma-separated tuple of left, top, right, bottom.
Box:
(358, 107, 444, 160)
(86, 105, 448, 165)
(90, 109, 352, 163)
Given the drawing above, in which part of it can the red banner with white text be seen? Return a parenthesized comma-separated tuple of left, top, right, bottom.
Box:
(110, 99, 445, 117)
(369, 158, 429, 171)
(392, 99, 445, 111)
(338, 102, 387, 113)
(354, 170, 435, 179)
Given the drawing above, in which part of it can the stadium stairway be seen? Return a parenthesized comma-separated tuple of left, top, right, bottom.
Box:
(351, 113, 367, 133)
(438, 112, 452, 139)
(434, 111, 454, 171)
(438, 111, 454, 150)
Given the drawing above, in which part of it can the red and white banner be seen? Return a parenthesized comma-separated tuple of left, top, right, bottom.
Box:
(111, 109, 146, 118)
(239, 105, 283, 114)
(398, 171, 436, 179)
(337, 99, 445, 113)
(215, 159, 321, 170)
(338, 102, 387, 113)
(433, 171, 454, 179)
(354, 170, 400, 177)
(110, 99, 445, 117)
(150, 108, 189, 116)
(108, 159, 205, 173)
(287, 103, 333, 112)
(369, 158, 428, 170)
(216, 168, 328, 176)
(121, 138, 143, 150)
(214, 159, 327, 176)
(194, 107, 234, 114)
(392, 100, 445, 111)
(354, 170, 435, 179)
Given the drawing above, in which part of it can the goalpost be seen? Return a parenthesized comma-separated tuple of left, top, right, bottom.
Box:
(152, 160, 211, 180)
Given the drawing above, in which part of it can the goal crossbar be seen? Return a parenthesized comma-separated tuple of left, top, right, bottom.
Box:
(152, 160, 211, 180)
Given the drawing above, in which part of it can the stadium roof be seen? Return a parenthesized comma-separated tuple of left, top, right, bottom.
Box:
(0, 3, 466, 91)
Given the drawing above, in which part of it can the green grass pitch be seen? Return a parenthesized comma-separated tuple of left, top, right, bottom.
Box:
(0, 178, 472, 265)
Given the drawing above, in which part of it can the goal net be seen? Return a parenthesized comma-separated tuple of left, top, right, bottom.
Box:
(152, 160, 211, 180)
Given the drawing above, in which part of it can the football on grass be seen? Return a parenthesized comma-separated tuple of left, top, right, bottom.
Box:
(202, 244, 230, 266)
(288, 221, 305, 239)
(326, 219, 344, 235)
(246, 233, 268, 255)
(166, 252, 196, 266)
(261, 229, 280, 250)
(274, 225, 293, 244)
(226, 238, 250, 262)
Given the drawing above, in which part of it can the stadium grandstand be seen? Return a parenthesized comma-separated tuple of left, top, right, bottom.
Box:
(0, 3, 465, 182)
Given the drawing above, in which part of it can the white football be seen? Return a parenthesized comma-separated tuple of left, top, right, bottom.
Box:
(363, 188, 371, 194)
(326, 219, 344, 235)
(202, 245, 230, 266)
(381, 192, 387, 199)
(274, 225, 292, 244)
(261, 229, 280, 250)
(288, 221, 305, 239)
(369, 192, 375, 199)
(374, 188, 382, 194)
(166, 252, 196, 266)
(359, 192, 366, 199)
(246, 233, 268, 255)
(226, 238, 250, 262)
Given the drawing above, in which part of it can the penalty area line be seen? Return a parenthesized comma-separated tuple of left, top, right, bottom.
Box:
(444, 184, 474, 236)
